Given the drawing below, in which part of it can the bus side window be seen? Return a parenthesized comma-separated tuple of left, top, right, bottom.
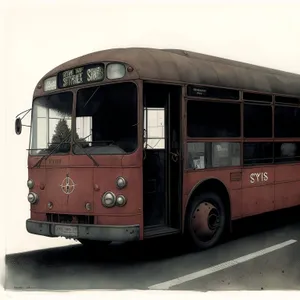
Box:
(212, 142, 240, 167)
(187, 142, 241, 169)
(187, 142, 205, 169)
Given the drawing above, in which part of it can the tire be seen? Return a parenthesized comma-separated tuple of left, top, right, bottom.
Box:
(184, 192, 227, 250)
(78, 239, 112, 248)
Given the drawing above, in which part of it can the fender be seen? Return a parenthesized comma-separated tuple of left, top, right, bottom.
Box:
(183, 177, 232, 232)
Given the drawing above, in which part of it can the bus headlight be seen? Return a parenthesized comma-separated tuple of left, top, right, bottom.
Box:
(102, 191, 116, 208)
(116, 195, 127, 207)
(28, 192, 38, 204)
(116, 176, 127, 189)
(44, 76, 57, 91)
(106, 63, 126, 80)
(27, 179, 34, 189)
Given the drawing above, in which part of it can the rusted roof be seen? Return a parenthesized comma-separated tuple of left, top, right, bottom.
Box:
(41, 47, 300, 97)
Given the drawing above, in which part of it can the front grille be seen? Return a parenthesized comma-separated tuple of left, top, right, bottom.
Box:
(46, 213, 94, 224)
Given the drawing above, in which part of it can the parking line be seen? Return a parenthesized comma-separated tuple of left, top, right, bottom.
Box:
(148, 239, 297, 290)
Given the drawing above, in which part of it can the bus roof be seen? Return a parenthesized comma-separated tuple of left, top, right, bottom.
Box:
(42, 47, 300, 97)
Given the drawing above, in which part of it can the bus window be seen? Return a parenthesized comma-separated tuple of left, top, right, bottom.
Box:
(243, 104, 272, 138)
(187, 142, 241, 169)
(144, 108, 165, 149)
(275, 106, 300, 138)
(187, 100, 241, 138)
(212, 142, 240, 167)
(29, 92, 73, 155)
(74, 82, 138, 155)
(243, 142, 273, 165)
(274, 142, 300, 163)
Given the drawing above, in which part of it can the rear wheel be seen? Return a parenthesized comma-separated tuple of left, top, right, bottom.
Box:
(185, 192, 227, 250)
(78, 239, 112, 248)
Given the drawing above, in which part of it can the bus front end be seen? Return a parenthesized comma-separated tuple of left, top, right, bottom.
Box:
(22, 62, 144, 245)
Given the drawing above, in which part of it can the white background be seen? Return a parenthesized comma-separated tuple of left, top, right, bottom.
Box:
(2, 0, 300, 298)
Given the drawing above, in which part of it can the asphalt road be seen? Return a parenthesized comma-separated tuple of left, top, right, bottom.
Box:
(5, 207, 300, 291)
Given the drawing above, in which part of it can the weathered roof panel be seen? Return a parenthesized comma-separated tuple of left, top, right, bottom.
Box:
(40, 47, 300, 97)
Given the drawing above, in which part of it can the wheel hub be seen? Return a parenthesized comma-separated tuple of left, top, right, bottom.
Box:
(191, 202, 220, 241)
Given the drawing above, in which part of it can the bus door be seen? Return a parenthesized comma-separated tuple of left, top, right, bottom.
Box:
(142, 83, 182, 238)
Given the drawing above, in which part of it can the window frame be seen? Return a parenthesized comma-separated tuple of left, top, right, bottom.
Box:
(184, 86, 300, 170)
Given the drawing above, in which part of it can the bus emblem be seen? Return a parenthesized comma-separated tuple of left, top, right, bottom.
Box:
(60, 174, 76, 194)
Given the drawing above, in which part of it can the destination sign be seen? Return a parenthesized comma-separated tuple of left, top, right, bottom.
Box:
(57, 64, 105, 88)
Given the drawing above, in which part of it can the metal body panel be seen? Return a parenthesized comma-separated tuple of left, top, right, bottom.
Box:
(34, 47, 300, 98)
(26, 219, 140, 241)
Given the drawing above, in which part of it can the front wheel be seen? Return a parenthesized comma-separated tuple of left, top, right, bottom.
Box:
(185, 192, 227, 250)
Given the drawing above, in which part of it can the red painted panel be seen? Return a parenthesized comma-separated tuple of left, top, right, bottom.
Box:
(93, 167, 142, 215)
(28, 155, 143, 228)
(274, 164, 300, 209)
(230, 189, 242, 219)
(30, 211, 47, 221)
(182, 168, 242, 218)
(44, 168, 94, 214)
(241, 166, 274, 216)
(274, 164, 300, 182)
(242, 184, 274, 216)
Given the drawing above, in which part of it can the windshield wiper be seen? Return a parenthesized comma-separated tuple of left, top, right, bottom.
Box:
(32, 132, 72, 168)
(72, 139, 99, 167)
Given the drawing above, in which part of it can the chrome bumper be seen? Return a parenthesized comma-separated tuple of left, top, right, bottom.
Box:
(26, 219, 140, 242)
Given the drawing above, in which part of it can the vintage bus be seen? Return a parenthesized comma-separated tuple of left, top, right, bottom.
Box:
(15, 47, 300, 250)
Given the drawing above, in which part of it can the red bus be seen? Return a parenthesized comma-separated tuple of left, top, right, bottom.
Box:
(15, 48, 300, 250)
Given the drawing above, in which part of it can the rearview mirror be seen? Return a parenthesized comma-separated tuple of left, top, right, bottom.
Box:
(15, 117, 22, 135)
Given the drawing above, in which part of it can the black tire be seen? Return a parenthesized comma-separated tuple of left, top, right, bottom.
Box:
(78, 239, 112, 248)
(184, 192, 227, 250)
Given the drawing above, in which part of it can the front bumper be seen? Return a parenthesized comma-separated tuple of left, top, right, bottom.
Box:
(26, 219, 140, 242)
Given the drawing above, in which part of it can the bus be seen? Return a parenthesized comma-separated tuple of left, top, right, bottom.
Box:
(15, 47, 300, 250)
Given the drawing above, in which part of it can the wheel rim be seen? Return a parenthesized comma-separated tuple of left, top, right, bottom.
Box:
(191, 201, 221, 243)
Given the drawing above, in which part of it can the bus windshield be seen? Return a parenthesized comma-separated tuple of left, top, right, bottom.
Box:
(29, 92, 73, 155)
(74, 82, 138, 155)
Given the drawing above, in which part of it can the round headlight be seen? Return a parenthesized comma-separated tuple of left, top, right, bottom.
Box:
(116, 195, 127, 207)
(116, 176, 127, 189)
(101, 191, 116, 208)
(28, 192, 38, 204)
(27, 179, 34, 189)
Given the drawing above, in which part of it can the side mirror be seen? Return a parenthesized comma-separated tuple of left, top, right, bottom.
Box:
(15, 117, 22, 135)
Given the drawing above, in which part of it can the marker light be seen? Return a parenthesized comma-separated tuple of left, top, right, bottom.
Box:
(28, 192, 39, 204)
(27, 179, 34, 189)
(116, 195, 127, 207)
(116, 176, 127, 189)
(106, 63, 126, 80)
(102, 191, 116, 208)
(85, 202, 92, 211)
(44, 76, 57, 91)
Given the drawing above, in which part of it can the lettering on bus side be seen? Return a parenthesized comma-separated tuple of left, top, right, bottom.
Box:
(249, 172, 268, 184)
(47, 158, 61, 165)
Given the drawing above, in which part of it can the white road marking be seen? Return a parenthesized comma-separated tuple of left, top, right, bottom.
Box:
(148, 239, 297, 290)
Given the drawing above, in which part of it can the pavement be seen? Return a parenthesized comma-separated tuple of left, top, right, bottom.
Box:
(4, 206, 300, 291)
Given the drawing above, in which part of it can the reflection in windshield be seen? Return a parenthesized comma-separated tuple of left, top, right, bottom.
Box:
(74, 82, 138, 155)
(29, 92, 73, 155)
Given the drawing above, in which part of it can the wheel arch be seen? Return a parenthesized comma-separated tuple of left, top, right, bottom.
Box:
(183, 177, 232, 233)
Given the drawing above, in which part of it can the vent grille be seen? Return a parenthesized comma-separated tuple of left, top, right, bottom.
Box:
(46, 213, 94, 224)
